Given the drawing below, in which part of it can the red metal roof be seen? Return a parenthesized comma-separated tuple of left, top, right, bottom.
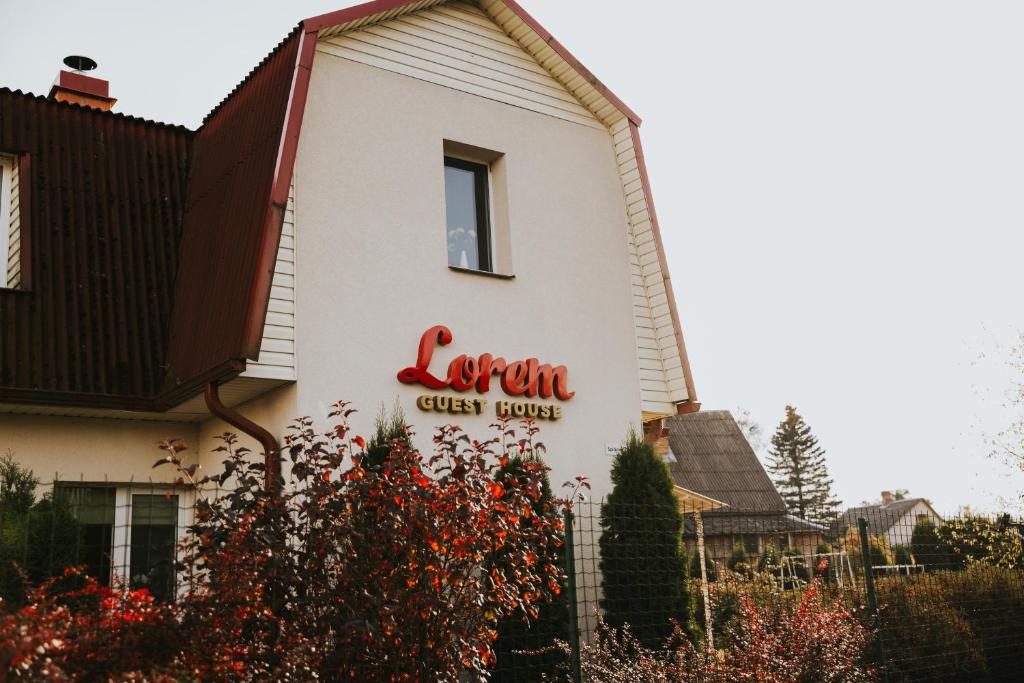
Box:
(162, 30, 303, 395)
(0, 89, 192, 409)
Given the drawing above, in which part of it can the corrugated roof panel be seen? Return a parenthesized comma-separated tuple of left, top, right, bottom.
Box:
(163, 31, 301, 394)
(0, 90, 192, 407)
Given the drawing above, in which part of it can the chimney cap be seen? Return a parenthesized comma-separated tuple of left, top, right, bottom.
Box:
(63, 55, 98, 72)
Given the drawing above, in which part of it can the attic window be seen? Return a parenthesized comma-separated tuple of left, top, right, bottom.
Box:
(444, 156, 492, 272)
(0, 153, 21, 289)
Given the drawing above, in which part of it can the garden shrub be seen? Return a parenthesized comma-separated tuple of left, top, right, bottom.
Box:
(0, 457, 79, 606)
(940, 564, 1024, 681)
(0, 568, 182, 680)
(910, 519, 953, 570)
(165, 405, 578, 681)
(844, 529, 894, 573)
(2, 407, 579, 682)
(552, 576, 876, 682)
(599, 430, 693, 648)
(756, 544, 779, 574)
(892, 545, 912, 566)
(690, 549, 718, 583)
(725, 544, 747, 573)
(491, 439, 569, 681)
(937, 515, 1024, 570)
(874, 573, 988, 681)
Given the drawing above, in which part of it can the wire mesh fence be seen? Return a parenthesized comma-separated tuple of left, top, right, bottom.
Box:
(0, 477, 198, 607)
(2, 475, 1023, 681)
(558, 499, 1024, 683)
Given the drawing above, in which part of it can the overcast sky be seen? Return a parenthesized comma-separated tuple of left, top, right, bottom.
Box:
(2, 1, 1021, 513)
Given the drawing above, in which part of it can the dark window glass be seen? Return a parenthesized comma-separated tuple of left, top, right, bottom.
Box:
(443, 156, 491, 272)
(129, 494, 178, 602)
(742, 534, 760, 556)
(59, 485, 116, 586)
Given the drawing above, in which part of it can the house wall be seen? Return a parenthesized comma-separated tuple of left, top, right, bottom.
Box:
(307, 0, 689, 417)
(1, 414, 199, 485)
(885, 502, 943, 550)
(685, 531, 823, 566)
(198, 38, 645, 499)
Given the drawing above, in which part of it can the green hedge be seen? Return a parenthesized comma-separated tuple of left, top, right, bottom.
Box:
(876, 565, 1024, 682)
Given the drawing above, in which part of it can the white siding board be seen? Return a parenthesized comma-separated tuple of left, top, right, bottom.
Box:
(245, 180, 297, 382)
(264, 311, 293, 326)
(269, 286, 294, 302)
(615, 121, 690, 409)
(340, 32, 583, 108)
(5, 158, 19, 288)
(358, 26, 565, 93)
(317, 3, 602, 130)
(260, 338, 294, 354)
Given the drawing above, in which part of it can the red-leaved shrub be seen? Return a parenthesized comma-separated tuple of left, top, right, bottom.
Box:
(555, 574, 876, 683)
(0, 568, 180, 681)
(2, 406, 580, 682)
(168, 405, 580, 681)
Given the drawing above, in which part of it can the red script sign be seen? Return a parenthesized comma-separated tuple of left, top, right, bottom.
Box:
(397, 325, 575, 400)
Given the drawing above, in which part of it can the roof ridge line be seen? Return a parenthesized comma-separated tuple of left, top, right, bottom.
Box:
(0, 87, 193, 132)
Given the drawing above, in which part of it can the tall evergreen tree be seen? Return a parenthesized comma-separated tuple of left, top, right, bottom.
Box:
(599, 430, 693, 648)
(766, 406, 841, 527)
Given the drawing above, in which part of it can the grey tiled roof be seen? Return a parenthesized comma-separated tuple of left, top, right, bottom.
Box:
(666, 410, 786, 513)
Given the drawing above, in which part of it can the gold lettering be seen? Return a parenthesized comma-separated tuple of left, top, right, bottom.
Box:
(417, 395, 434, 410)
(552, 405, 562, 420)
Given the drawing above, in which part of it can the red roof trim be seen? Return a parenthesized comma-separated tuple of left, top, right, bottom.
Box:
(16, 153, 32, 290)
(629, 120, 698, 407)
(497, 0, 641, 126)
(241, 28, 318, 359)
(304, 0, 431, 32)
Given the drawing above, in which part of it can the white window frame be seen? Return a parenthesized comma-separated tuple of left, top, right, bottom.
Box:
(0, 154, 12, 287)
(61, 483, 194, 598)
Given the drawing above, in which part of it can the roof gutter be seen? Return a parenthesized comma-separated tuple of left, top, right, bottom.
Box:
(204, 380, 280, 493)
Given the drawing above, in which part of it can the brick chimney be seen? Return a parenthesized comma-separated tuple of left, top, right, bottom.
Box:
(642, 418, 671, 458)
(48, 56, 116, 111)
(880, 490, 894, 505)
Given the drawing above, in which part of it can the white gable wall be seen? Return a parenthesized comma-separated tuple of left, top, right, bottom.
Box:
(317, 2, 603, 130)
(313, 0, 688, 417)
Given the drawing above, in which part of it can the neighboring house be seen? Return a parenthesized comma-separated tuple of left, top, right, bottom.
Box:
(653, 410, 825, 563)
(0, 0, 700, 597)
(841, 493, 943, 550)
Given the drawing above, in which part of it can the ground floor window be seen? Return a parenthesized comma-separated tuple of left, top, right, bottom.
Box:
(56, 484, 189, 602)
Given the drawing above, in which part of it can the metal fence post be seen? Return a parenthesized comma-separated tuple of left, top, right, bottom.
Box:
(563, 507, 582, 683)
(858, 517, 887, 681)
